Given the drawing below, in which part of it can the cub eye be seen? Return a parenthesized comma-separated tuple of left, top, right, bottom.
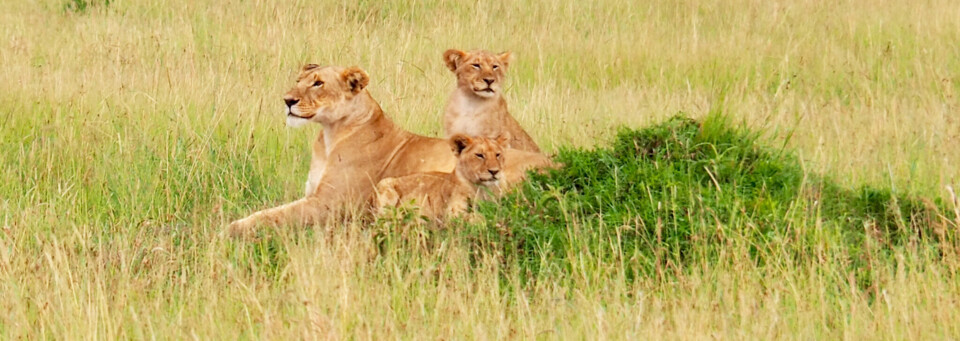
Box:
(471, 64, 481, 70)
(492, 65, 499, 70)
(475, 153, 485, 159)
(312, 80, 324, 87)
(495, 153, 501, 158)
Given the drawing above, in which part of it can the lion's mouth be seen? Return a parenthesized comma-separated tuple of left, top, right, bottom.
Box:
(480, 179, 499, 186)
(478, 175, 500, 183)
(474, 87, 495, 94)
(287, 112, 313, 119)
(286, 112, 313, 128)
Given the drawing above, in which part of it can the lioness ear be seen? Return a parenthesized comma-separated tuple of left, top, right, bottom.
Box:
(450, 134, 472, 156)
(497, 51, 512, 68)
(341, 66, 370, 94)
(443, 49, 467, 72)
(494, 132, 511, 148)
(302, 64, 320, 72)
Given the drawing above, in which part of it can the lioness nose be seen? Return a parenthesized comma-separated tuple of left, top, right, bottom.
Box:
(483, 78, 494, 85)
(489, 169, 500, 177)
(284, 98, 299, 107)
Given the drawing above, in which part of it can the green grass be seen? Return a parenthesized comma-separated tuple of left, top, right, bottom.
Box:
(474, 114, 954, 288)
(3, 0, 960, 338)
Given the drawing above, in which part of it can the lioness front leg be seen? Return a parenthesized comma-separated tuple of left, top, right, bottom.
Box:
(227, 197, 330, 237)
(229, 169, 378, 237)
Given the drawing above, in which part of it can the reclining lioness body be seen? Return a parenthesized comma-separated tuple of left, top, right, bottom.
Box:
(443, 49, 542, 153)
(228, 65, 458, 235)
(376, 134, 508, 221)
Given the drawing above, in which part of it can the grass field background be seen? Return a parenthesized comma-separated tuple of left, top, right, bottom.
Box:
(1, 0, 959, 338)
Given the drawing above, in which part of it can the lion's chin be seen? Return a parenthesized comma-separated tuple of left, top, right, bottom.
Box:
(286, 114, 310, 128)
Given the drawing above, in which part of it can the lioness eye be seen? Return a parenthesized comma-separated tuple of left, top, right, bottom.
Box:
(492, 65, 499, 70)
(471, 64, 481, 70)
(475, 153, 484, 159)
(312, 80, 323, 87)
(495, 153, 501, 158)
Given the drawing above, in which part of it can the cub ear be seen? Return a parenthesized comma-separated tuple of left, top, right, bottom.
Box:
(443, 49, 468, 72)
(450, 134, 473, 156)
(341, 66, 370, 94)
(497, 51, 512, 68)
(301, 64, 320, 72)
(494, 132, 511, 148)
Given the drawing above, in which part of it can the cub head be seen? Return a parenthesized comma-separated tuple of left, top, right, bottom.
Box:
(450, 133, 510, 185)
(443, 49, 511, 99)
(282, 64, 371, 127)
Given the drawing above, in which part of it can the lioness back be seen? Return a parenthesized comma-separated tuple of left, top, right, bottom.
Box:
(442, 49, 542, 153)
(501, 148, 558, 188)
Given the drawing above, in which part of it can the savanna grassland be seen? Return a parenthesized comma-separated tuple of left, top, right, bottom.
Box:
(2, 0, 960, 339)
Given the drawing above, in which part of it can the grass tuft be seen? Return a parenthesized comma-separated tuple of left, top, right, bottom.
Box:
(4, 0, 960, 337)
(63, 0, 111, 14)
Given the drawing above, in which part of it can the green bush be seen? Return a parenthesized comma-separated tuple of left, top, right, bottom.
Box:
(473, 115, 949, 281)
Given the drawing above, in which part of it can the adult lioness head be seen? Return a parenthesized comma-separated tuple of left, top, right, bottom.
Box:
(283, 64, 371, 127)
(450, 133, 509, 185)
(443, 49, 511, 98)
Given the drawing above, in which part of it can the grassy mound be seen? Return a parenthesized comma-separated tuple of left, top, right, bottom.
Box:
(471, 115, 953, 281)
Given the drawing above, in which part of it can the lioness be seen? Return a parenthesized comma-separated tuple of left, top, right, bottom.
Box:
(228, 64, 458, 236)
(375, 134, 508, 221)
(442, 49, 542, 153)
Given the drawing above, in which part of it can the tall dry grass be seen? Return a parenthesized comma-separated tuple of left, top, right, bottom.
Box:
(1, 0, 959, 338)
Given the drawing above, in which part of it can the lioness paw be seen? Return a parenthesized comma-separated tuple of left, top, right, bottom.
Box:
(227, 218, 255, 239)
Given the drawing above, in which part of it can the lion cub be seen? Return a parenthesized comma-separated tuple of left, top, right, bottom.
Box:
(376, 134, 508, 221)
(442, 49, 542, 153)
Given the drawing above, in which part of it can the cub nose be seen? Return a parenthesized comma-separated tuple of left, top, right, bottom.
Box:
(284, 97, 299, 107)
(483, 78, 494, 85)
(488, 169, 500, 177)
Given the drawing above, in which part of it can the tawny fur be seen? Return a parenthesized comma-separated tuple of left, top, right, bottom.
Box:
(499, 148, 557, 188)
(442, 49, 542, 153)
(228, 65, 555, 237)
(228, 65, 458, 236)
(376, 135, 508, 221)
